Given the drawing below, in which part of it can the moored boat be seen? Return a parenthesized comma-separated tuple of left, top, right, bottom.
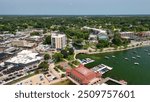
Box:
(134, 62, 139, 65)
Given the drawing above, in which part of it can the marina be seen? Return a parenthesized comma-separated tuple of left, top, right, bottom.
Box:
(77, 46, 150, 85)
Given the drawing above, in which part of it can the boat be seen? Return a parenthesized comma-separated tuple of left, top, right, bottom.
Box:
(105, 56, 109, 59)
(124, 58, 128, 60)
(132, 57, 136, 59)
(134, 62, 139, 65)
(133, 51, 137, 54)
(144, 49, 148, 52)
(136, 55, 141, 58)
(112, 55, 115, 58)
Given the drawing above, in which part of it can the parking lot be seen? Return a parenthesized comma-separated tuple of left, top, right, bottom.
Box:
(15, 74, 50, 85)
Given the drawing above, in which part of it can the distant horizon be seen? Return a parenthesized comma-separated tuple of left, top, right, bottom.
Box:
(1, 0, 150, 15)
(1, 14, 150, 16)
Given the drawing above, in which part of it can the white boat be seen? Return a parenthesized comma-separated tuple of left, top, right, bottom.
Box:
(112, 55, 115, 58)
(105, 56, 109, 59)
(124, 58, 128, 60)
(144, 49, 148, 52)
(136, 55, 141, 58)
(132, 57, 136, 59)
(134, 62, 139, 65)
(133, 51, 137, 53)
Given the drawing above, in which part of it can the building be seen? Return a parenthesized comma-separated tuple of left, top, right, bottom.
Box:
(51, 32, 66, 49)
(11, 40, 36, 48)
(137, 31, 150, 40)
(88, 34, 98, 43)
(83, 26, 107, 34)
(36, 44, 55, 52)
(120, 32, 139, 40)
(5, 50, 42, 67)
(66, 64, 102, 85)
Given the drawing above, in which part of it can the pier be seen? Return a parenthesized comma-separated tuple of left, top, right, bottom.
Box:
(91, 64, 113, 74)
(100, 77, 127, 85)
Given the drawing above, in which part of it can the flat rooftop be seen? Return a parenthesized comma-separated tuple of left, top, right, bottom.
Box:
(5, 50, 42, 65)
(51, 32, 66, 38)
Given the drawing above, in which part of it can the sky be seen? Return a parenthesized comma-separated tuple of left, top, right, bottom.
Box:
(0, 0, 150, 15)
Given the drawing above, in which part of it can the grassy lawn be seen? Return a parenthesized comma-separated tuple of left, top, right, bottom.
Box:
(66, 55, 74, 61)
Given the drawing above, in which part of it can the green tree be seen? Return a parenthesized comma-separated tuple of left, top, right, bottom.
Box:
(53, 53, 63, 62)
(38, 61, 49, 71)
(68, 48, 74, 55)
(96, 40, 109, 49)
(44, 53, 50, 60)
(43, 35, 51, 45)
(61, 50, 69, 58)
(112, 33, 122, 46)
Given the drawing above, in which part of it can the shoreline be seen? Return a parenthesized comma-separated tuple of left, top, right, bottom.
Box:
(75, 41, 150, 57)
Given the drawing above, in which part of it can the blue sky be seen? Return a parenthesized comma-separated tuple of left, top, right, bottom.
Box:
(0, 0, 150, 15)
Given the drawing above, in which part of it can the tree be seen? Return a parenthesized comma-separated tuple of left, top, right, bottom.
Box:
(96, 40, 109, 49)
(53, 53, 63, 62)
(44, 53, 50, 60)
(73, 38, 83, 49)
(43, 35, 51, 45)
(38, 61, 49, 71)
(61, 50, 68, 58)
(68, 48, 74, 55)
(112, 33, 122, 46)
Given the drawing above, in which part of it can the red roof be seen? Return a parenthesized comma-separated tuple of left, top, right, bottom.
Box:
(67, 64, 101, 84)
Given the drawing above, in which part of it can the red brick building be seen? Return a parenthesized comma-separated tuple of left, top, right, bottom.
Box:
(66, 64, 102, 85)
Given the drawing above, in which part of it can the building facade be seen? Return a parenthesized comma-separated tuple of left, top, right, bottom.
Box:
(51, 32, 66, 49)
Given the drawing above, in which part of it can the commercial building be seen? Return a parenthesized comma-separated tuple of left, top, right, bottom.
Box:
(66, 64, 102, 85)
(51, 32, 66, 49)
(11, 40, 36, 48)
(5, 50, 42, 67)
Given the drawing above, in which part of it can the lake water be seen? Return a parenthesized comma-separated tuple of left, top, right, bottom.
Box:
(76, 46, 150, 85)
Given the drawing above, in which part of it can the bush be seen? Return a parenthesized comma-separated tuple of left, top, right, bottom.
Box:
(30, 32, 40, 36)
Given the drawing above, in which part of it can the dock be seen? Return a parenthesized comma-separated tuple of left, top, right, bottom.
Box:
(78, 58, 95, 65)
(91, 64, 112, 74)
(100, 77, 127, 85)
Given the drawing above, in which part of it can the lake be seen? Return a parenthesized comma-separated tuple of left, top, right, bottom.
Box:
(76, 46, 150, 85)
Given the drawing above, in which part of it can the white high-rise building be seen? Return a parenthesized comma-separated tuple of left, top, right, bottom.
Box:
(51, 32, 66, 49)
